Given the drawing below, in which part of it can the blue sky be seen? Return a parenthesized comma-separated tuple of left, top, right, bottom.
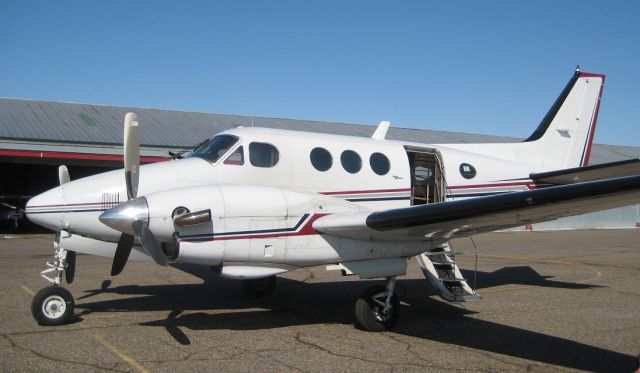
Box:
(1, 1, 639, 146)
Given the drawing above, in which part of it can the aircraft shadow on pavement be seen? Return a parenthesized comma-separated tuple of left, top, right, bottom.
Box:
(460, 266, 603, 290)
(74, 264, 635, 372)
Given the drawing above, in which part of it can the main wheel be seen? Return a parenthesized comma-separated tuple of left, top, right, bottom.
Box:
(31, 286, 75, 326)
(355, 285, 400, 332)
(241, 276, 276, 297)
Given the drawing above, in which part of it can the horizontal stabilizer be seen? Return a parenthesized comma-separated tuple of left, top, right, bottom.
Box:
(531, 159, 640, 185)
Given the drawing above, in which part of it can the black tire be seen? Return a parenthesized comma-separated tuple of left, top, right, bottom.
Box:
(65, 251, 76, 284)
(355, 285, 400, 332)
(31, 286, 75, 326)
(241, 276, 276, 297)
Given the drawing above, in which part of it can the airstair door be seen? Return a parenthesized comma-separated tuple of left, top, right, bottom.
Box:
(405, 147, 481, 302)
(405, 148, 445, 206)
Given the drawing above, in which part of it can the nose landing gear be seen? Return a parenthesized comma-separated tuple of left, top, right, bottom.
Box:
(31, 234, 76, 326)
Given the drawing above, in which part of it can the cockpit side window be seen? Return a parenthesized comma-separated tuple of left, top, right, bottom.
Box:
(249, 142, 279, 168)
(190, 135, 239, 163)
(223, 146, 244, 165)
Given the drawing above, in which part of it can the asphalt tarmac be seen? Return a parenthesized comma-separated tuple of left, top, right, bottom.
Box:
(1, 230, 639, 372)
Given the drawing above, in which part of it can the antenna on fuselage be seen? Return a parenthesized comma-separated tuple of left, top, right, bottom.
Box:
(372, 120, 391, 140)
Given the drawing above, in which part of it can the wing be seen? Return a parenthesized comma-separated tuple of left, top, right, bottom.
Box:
(313, 175, 640, 242)
(531, 159, 640, 185)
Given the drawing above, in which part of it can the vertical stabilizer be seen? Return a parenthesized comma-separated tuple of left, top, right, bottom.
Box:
(522, 67, 605, 168)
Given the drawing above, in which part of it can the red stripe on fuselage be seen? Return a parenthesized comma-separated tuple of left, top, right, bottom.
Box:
(184, 213, 328, 242)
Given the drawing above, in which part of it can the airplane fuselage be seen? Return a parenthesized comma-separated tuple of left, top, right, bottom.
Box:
(26, 126, 543, 241)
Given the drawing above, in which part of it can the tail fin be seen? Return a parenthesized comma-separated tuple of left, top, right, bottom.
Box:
(523, 67, 605, 168)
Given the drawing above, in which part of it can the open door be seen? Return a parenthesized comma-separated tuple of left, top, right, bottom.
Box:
(405, 147, 445, 206)
(405, 146, 480, 302)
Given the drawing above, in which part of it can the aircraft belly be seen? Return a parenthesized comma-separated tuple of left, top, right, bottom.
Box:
(285, 235, 340, 266)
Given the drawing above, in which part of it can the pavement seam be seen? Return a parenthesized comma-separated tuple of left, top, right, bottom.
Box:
(88, 330, 150, 373)
(20, 284, 35, 296)
(1, 333, 125, 372)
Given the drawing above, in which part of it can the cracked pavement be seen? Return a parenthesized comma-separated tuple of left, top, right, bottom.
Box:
(1, 230, 639, 372)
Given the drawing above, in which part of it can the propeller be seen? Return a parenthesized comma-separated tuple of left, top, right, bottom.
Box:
(100, 197, 168, 268)
(109, 112, 141, 276)
(58, 165, 70, 185)
(56, 165, 76, 282)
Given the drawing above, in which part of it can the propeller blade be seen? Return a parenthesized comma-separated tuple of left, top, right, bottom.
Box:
(58, 165, 70, 185)
(124, 112, 140, 200)
(138, 225, 168, 266)
(65, 250, 76, 283)
(111, 233, 135, 276)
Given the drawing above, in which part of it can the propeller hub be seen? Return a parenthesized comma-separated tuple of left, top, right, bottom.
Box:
(99, 197, 149, 235)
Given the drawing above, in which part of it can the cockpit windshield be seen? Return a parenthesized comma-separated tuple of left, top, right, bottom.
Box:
(189, 135, 239, 163)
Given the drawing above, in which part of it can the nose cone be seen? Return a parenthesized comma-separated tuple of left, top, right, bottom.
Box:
(25, 186, 66, 231)
(99, 197, 149, 235)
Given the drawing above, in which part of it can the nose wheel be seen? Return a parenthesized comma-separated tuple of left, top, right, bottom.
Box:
(31, 286, 75, 326)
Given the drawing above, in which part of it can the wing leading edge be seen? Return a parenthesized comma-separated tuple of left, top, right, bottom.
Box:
(313, 175, 640, 242)
(531, 158, 640, 185)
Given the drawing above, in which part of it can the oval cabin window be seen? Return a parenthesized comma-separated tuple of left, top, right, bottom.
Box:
(459, 163, 477, 179)
(340, 150, 362, 174)
(310, 147, 332, 171)
(369, 152, 390, 175)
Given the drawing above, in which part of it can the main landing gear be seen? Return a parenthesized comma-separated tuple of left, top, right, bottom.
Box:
(31, 236, 76, 326)
(355, 277, 399, 332)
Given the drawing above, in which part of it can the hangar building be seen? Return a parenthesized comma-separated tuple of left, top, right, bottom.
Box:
(1, 97, 638, 230)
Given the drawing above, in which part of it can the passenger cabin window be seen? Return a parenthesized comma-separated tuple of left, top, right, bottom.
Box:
(249, 142, 279, 168)
(224, 146, 244, 165)
(310, 147, 332, 171)
(340, 150, 362, 174)
(190, 135, 239, 163)
(369, 152, 390, 175)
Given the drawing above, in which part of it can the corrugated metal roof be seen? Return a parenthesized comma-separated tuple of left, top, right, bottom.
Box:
(1, 98, 638, 164)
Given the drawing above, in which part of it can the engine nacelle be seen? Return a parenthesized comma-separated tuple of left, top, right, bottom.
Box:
(141, 184, 365, 265)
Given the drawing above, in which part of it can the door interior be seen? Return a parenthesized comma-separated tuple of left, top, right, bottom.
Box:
(405, 149, 445, 206)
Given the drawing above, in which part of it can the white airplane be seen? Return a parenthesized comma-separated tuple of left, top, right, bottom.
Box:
(25, 67, 640, 331)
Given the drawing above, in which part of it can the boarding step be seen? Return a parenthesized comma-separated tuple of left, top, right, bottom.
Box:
(417, 242, 481, 302)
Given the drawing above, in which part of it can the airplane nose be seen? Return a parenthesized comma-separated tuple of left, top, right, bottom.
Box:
(99, 197, 149, 235)
(25, 186, 66, 231)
